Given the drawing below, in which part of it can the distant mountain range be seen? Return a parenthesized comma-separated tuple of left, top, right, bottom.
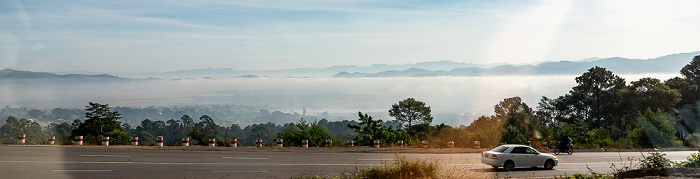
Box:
(2, 51, 699, 80)
(0, 68, 125, 81)
(334, 52, 700, 77)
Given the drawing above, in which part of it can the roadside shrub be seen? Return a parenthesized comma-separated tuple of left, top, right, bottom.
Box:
(676, 151, 700, 168)
(359, 155, 438, 179)
(639, 152, 673, 169)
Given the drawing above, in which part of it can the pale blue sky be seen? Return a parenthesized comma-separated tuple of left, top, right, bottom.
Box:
(2, 0, 700, 73)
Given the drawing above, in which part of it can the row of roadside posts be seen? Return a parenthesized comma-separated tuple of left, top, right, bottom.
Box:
(14, 134, 483, 149)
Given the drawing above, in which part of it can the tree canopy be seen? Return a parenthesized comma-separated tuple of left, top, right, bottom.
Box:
(388, 98, 433, 129)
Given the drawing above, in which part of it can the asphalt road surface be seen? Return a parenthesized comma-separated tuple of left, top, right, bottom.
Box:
(0, 145, 696, 179)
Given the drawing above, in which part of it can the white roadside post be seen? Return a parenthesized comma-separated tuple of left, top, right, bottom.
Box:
(276, 139, 283, 147)
(17, 134, 25, 144)
(101, 136, 110, 146)
(230, 138, 237, 147)
(156, 136, 163, 146)
(325, 139, 332, 147)
(208, 139, 216, 147)
(131, 136, 139, 146)
(373, 140, 380, 148)
(48, 136, 55, 145)
(182, 137, 189, 146)
(346, 140, 354, 147)
(75, 136, 83, 145)
(256, 139, 263, 147)
(302, 139, 309, 148)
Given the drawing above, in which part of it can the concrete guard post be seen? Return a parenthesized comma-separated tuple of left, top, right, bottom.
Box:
(17, 134, 25, 144)
(302, 139, 309, 148)
(255, 139, 263, 147)
(131, 136, 139, 146)
(422, 140, 428, 148)
(101, 136, 110, 146)
(448, 141, 455, 148)
(276, 139, 283, 147)
(75, 136, 83, 145)
(325, 139, 332, 147)
(182, 137, 189, 146)
(156, 136, 163, 146)
(230, 138, 237, 147)
(49, 136, 55, 145)
(373, 140, 380, 148)
(208, 139, 216, 147)
(346, 140, 354, 147)
(397, 140, 404, 147)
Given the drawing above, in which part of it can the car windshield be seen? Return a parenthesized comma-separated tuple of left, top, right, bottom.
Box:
(491, 146, 510, 153)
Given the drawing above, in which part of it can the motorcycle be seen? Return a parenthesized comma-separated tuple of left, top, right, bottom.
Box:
(553, 141, 573, 155)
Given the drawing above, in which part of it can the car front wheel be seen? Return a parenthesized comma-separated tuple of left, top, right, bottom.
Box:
(544, 160, 555, 170)
(504, 160, 515, 171)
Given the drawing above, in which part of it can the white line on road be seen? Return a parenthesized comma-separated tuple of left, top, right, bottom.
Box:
(212, 170, 269, 173)
(80, 155, 131, 158)
(83, 162, 136, 164)
(52, 170, 112, 172)
(222, 157, 269, 160)
(356, 159, 394, 161)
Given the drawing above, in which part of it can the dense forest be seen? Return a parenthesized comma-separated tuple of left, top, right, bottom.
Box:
(2, 56, 700, 149)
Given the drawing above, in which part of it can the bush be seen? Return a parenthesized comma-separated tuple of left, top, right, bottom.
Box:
(676, 151, 700, 168)
(349, 155, 438, 179)
(639, 152, 673, 169)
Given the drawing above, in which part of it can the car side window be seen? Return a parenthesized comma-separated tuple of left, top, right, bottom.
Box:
(510, 147, 526, 154)
(525, 147, 538, 154)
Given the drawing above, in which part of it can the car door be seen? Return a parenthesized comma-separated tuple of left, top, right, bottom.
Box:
(525, 147, 543, 166)
(508, 147, 529, 167)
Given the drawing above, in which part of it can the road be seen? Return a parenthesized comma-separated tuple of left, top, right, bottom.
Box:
(0, 145, 696, 178)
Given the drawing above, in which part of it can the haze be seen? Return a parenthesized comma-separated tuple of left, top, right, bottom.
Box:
(2, 0, 700, 73)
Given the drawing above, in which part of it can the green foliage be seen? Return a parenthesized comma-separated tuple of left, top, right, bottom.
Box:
(676, 151, 700, 168)
(46, 122, 73, 144)
(639, 152, 673, 169)
(687, 133, 700, 147)
(277, 118, 335, 147)
(586, 127, 612, 148)
(72, 102, 124, 144)
(388, 98, 433, 130)
(629, 109, 681, 148)
(348, 112, 412, 146)
(105, 129, 130, 145)
(0, 116, 46, 144)
(136, 131, 155, 145)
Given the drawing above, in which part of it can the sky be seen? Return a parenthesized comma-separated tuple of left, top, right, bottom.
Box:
(2, 0, 700, 74)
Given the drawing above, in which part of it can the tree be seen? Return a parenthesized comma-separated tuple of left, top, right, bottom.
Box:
(388, 98, 433, 130)
(665, 77, 699, 108)
(72, 102, 124, 145)
(681, 55, 700, 84)
(629, 109, 681, 147)
(46, 122, 72, 144)
(625, 77, 681, 113)
(348, 112, 410, 146)
(0, 116, 46, 144)
(277, 118, 334, 147)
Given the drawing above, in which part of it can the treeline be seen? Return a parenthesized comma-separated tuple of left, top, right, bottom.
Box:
(2, 56, 700, 149)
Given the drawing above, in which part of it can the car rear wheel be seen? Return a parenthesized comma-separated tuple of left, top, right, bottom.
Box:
(504, 160, 515, 171)
(544, 160, 555, 170)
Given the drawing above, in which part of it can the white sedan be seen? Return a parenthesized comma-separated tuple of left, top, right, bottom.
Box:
(481, 144, 558, 170)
